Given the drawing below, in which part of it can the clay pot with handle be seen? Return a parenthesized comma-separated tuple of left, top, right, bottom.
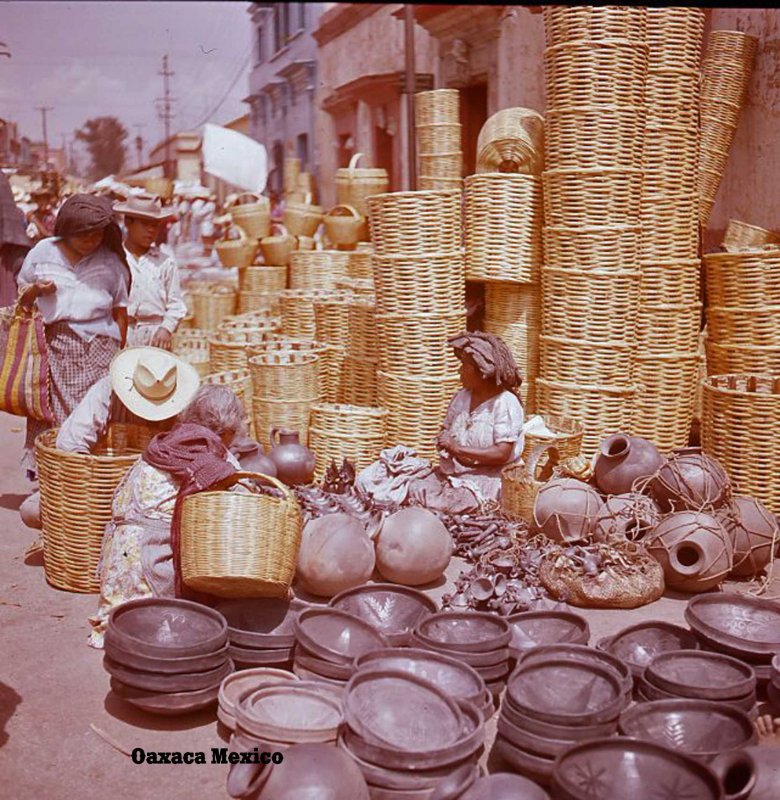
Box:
(711, 746, 780, 800)
(267, 427, 316, 486)
(594, 433, 664, 496)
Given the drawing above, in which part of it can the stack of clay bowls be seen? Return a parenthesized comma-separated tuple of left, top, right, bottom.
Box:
(217, 667, 299, 731)
(494, 654, 631, 785)
(411, 611, 513, 701)
(329, 583, 438, 646)
(638, 649, 758, 716)
(685, 593, 780, 688)
(215, 597, 309, 670)
(339, 667, 484, 795)
(506, 609, 590, 660)
(768, 654, 780, 711)
(103, 598, 233, 715)
(292, 607, 388, 688)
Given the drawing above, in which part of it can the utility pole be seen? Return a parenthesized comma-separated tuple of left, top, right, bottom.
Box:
(156, 54, 176, 178)
(133, 123, 146, 169)
(35, 105, 53, 167)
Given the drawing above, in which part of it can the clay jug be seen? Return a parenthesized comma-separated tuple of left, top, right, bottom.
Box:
(650, 449, 731, 512)
(645, 511, 733, 592)
(712, 747, 780, 800)
(231, 436, 278, 478)
(592, 492, 661, 544)
(594, 433, 664, 495)
(717, 496, 779, 578)
(532, 478, 603, 544)
(267, 428, 315, 486)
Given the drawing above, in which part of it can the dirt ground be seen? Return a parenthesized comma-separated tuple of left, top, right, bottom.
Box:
(0, 409, 777, 799)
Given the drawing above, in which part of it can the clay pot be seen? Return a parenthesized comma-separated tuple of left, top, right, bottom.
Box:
(594, 433, 664, 496)
(19, 491, 41, 529)
(458, 772, 550, 800)
(645, 511, 733, 593)
(650, 449, 731, 512)
(375, 507, 453, 586)
(716, 496, 779, 578)
(712, 746, 780, 800)
(532, 478, 603, 544)
(592, 492, 661, 543)
(231, 437, 278, 478)
(296, 514, 375, 598)
(267, 428, 315, 486)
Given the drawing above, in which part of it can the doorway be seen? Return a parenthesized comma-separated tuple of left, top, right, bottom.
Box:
(459, 83, 488, 176)
(374, 125, 394, 191)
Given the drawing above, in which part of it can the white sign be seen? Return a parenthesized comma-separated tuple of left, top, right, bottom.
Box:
(202, 123, 267, 193)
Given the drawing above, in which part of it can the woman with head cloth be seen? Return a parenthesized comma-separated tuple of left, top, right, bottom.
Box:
(16, 193, 131, 478)
(407, 331, 525, 514)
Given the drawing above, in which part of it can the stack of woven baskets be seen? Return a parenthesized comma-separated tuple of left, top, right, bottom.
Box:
(631, 8, 705, 450)
(237, 264, 287, 316)
(313, 292, 353, 402)
(289, 251, 349, 290)
(328, 153, 388, 247)
(367, 189, 466, 460)
(538, 6, 648, 455)
(415, 89, 463, 191)
(698, 30, 758, 226)
(468, 107, 545, 409)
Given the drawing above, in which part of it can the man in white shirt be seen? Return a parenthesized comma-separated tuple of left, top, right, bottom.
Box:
(113, 194, 187, 349)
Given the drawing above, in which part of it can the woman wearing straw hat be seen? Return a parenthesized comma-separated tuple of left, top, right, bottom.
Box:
(113, 193, 186, 349)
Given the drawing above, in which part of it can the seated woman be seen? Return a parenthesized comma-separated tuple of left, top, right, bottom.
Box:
(407, 332, 525, 514)
(88, 383, 246, 648)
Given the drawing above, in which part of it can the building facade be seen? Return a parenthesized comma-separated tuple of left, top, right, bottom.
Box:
(245, 2, 326, 199)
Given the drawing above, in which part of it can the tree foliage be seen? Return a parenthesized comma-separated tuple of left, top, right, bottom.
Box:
(75, 116, 128, 179)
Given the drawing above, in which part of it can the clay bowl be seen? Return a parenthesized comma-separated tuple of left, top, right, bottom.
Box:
(473, 661, 511, 682)
(457, 773, 550, 800)
(506, 658, 626, 727)
(429, 763, 481, 800)
(107, 597, 228, 658)
(355, 647, 486, 705)
(218, 667, 299, 719)
(293, 647, 353, 681)
(227, 643, 295, 666)
(104, 635, 230, 674)
(645, 649, 757, 700)
(636, 673, 757, 713)
(102, 655, 233, 693)
(493, 736, 555, 785)
(409, 633, 510, 668)
(598, 620, 700, 677)
(500, 698, 618, 742)
(496, 716, 579, 759)
(366, 785, 442, 800)
(292, 662, 349, 688)
(214, 597, 308, 649)
(217, 705, 235, 730)
(685, 594, 780, 660)
(294, 607, 389, 666)
(506, 610, 590, 657)
(551, 737, 723, 800)
(109, 676, 220, 716)
(618, 699, 757, 761)
(329, 584, 438, 647)
(413, 612, 512, 654)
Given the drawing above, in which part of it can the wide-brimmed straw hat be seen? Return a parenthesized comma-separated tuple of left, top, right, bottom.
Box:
(113, 193, 174, 221)
(110, 347, 200, 421)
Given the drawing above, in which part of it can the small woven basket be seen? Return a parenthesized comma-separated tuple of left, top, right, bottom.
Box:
(216, 224, 260, 270)
(414, 89, 460, 126)
(239, 266, 287, 294)
(289, 251, 350, 291)
(502, 443, 560, 524)
(229, 193, 271, 239)
(190, 286, 237, 331)
(476, 107, 545, 175)
(283, 193, 323, 238)
(704, 250, 780, 308)
(722, 220, 780, 253)
(335, 153, 389, 217)
(260, 226, 296, 266)
(145, 177, 174, 201)
(323, 204, 365, 246)
(180, 471, 302, 598)
(521, 415, 584, 463)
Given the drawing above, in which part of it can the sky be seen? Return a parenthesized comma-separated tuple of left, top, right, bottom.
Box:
(1, 0, 253, 167)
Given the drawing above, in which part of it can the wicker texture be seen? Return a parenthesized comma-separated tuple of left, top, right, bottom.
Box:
(237, 291, 281, 317)
(347, 300, 377, 360)
(190, 287, 237, 332)
(543, 225, 640, 272)
(417, 176, 464, 192)
(707, 306, 780, 349)
(181, 472, 302, 598)
(706, 342, 780, 376)
(373, 252, 465, 314)
(543, 6, 647, 47)
(229, 194, 271, 239)
(335, 277, 374, 297)
(347, 245, 374, 279)
(464, 174, 542, 284)
(289, 251, 350, 291)
(249, 351, 319, 404)
(313, 294, 352, 346)
(216, 225, 259, 269)
(377, 311, 466, 377)
(646, 8, 705, 72)
(723, 220, 780, 253)
(414, 89, 459, 125)
(521, 414, 583, 463)
(36, 427, 143, 593)
(340, 356, 378, 407)
(476, 108, 545, 175)
(279, 289, 342, 340)
(637, 304, 702, 353)
(540, 335, 634, 386)
(239, 265, 287, 294)
(173, 334, 210, 378)
(704, 250, 780, 308)
(702, 374, 780, 513)
(282, 196, 323, 239)
(209, 326, 280, 374)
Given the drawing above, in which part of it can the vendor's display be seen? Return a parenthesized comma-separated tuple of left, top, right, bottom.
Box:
(532, 477, 604, 543)
(335, 153, 388, 221)
(591, 492, 661, 544)
(217, 667, 299, 730)
(415, 89, 462, 190)
(259, 225, 296, 267)
(215, 223, 259, 269)
(502, 443, 559, 524)
(278, 288, 338, 340)
(228, 193, 271, 240)
(650, 449, 731, 512)
(239, 264, 287, 294)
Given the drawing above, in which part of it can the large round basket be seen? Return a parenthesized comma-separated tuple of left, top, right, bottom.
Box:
(313, 294, 352, 345)
(239, 265, 287, 294)
(203, 368, 253, 432)
(229, 193, 271, 240)
(414, 89, 460, 126)
(279, 289, 342, 340)
(209, 326, 279, 373)
(289, 251, 350, 291)
(237, 290, 281, 317)
(190, 286, 237, 331)
(521, 414, 583, 463)
(181, 472, 302, 598)
(248, 350, 320, 405)
(215, 224, 259, 270)
(543, 6, 648, 47)
(341, 356, 378, 406)
(476, 107, 545, 175)
(35, 426, 145, 593)
(502, 443, 560, 524)
(702, 373, 780, 514)
(704, 250, 780, 308)
(348, 244, 374, 279)
(335, 153, 389, 219)
(722, 220, 780, 253)
(172, 329, 211, 377)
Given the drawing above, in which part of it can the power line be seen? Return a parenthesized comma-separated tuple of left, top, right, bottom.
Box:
(189, 48, 252, 131)
(35, 105, 53, 165)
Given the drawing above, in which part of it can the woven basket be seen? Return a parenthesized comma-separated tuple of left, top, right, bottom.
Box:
(190, 286, 237, 331)
(335, 277, 373, 297)
(521, 415, 584, 463)
(340, 356, 378, 406)
(145, 177, 174, 201)
(249, 350, 319, 405)
(414, 89, 460, 126)
(36, 426, 143, 593)
(705, 341, 780, 376)
(637, 304, 702, 353)
(367, 190, 462, 257)
(464, 174, 542, 284)
(323, 204, 365, 247)
(722, 220, 780, 252)
(543, 168, 643, 227)
(418, 176, 464, 192)
(543, 6, 647, 47)
(373, 252, 465, 315)
(260, 226, 296, 267)
(309, 403, 388, 480)
(289, 251, 350, 291)
(239, 266, 287, 294)
(348, 245, 374, 279)
(283, 193, 323, 238)
(209, 326, 279, 374)
(702, 374, 780, 513)
(335, 153, 389, 218)
(646, 7, 705, 72)
(646, 68, 700, 123)
(707, 306, 780, 348)
(252, 398, 313, 450)
(417, 124, 462, 156)
(313, 294, 352, 345)
(639, 196, 700, 260)
(284, 156, 301, 196)
(237, 290, 281, 317)
(705, 30, 759, 64)
(418, 152, 462, 179)
(476, 107, 545, 175)
(203, 368, 253, 426)
(172, 330, 211, 377)
(181, 471, 301, 598)
(643, 123, 699, 177)
(543, 225, 640, 272)
(704, 250, 780, 308)
(229, 193, 271, 239)
(279, 289, 342, 340)
(540, 335, 634, 386)
(502, 443, 560, 524)
(215, 224, 259, 270)
(483, 283, 541, 383)
(541, 267, 640, 343)
(347, 300, 377, 360)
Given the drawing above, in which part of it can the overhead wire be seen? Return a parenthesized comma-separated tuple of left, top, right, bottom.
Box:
(187, 45, 252, 130)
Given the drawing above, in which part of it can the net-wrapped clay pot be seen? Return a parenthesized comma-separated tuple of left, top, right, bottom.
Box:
(716, 495, 779, 578)
(650, 449, 731, 512)
(594, 433, 664, 496)
(532, 477, 603, 543)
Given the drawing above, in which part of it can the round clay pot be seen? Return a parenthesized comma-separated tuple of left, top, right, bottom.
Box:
(219, 668, 299, 719)
(716, 496, 779, 578)
(592, 492, 661, 544)
(532, 477, 603, 543)
(500, 698, 617, 741)
(650, 449, 731, 512)
(645, 511, 733, 593)
(594, 433, 664, 495)
(232, 436, 278, 478)
(458, 773, 550, 800)
(267, 428, 316, 486)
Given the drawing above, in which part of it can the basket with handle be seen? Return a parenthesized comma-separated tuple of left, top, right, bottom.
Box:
(476, 108, 545, 175)
(283, 192, 323, 238)
(335, 153, 389, 218)
(215, 224, 259, 270)
(259, 223, 296, 266)
(521, 415, 583, 463)
(180, 471, 302, 598)
(228, 192, 271, 239)
(502, 443, 560, 524)
(323, 204, 365, 247)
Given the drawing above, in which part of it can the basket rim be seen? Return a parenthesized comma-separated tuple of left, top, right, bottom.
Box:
(707, 303, 780, 314)
(310, 402, 388, 418)
(465, 173, 541, 184)
(248, 352, 320, 366)
(703, 250, 780, 263)
(543, 166, 644, 178)
(367, 188, 462, 202)
(34, 426, 144, 463)
(540, 334, 634, 349)
(542, 265, 641, 278)
(703, 373, 780, 395)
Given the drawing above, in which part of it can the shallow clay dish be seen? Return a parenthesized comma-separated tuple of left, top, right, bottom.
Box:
(409, 633, 510, 667)
(103, 655, 233, 693)
(294, 607, 389, 665)
(429, 763, 481, 800)
(645, 649, 756, 700)
(292, 662, 348, 687)
(227, 643, 295, 665)
(636, 674, 757, 713)
(330, 584, 437, 647)
(496, 716, 577, 759)
(493, 736, 555, 785)
(458, 773, 550, 800)
(218, 667, 298, 717)
(292, 648, 353, 680)
(214, 597, 308, 649)
(551, 737, 723, 799)
(109, 676, 221, 716)
(500, 700, 617, 742)
(414, 612, 512, 653)
(506, 610, 590, 656)
(107, 597, 228, 658)
(618, 699, 756, 760)
(600, 620, 701, 676)
(104, 635, 229, 675)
